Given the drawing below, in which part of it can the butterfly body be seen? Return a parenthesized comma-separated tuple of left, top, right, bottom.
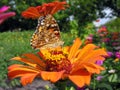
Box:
(31, 14, 64, 49)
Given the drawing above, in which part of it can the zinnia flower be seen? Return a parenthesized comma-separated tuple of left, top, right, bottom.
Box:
(21, 1, 68, 19)
(0, 6, 16, 24)
(8, 38, 107, 87)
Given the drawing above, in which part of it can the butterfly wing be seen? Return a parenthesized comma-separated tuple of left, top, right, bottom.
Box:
(31, 14, 64, 49)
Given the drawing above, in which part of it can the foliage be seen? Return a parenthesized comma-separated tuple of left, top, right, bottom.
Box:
(84, 26, 120, 90)
(106, 17, 120, 32)
(0, 0, 118, 34)
(95, 0, 120, 17)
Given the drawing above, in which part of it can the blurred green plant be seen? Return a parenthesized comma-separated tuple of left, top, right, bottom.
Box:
(69, 20, 79, 38)
(1, 0, 120, 35)
(0, 31, 34, 87)
(84, 26, 120, 90)
(106, 18, 120, 32)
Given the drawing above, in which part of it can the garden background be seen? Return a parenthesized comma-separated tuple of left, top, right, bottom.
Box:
(0, 0, 120, 90)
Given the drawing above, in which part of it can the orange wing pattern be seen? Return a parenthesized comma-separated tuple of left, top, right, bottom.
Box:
(30, 14, 64, 49)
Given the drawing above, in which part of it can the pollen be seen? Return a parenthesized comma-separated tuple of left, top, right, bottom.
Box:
(43, 50, 72, 74)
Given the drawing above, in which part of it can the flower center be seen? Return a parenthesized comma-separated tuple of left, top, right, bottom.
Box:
(43, 50, 72, 74)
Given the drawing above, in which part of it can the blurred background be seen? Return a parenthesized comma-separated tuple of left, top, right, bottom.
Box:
(0, 0, 120, 89)
(0, 0, 120, 33)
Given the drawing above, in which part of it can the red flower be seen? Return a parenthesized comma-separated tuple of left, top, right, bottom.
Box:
(22, 1, 68, 19)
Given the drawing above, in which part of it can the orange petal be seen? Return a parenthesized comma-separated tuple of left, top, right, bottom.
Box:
(41, 1, 67, 15)
(8, 65, 40, 79)
(69, 75, 91, 87)
(8, 64, 22, 71)
(11, 57, 37, 67)
(69, 69, 91, 87)
(88, 56, 105, 62)
(37, 51, 46, 60)
(21, 73, 38, 86)
(77, 44, 97, 62)
(63, 46, 70, 52)
(41, 71, 64, 82)
(72, 44, 97, 68)
(73, 47, 107, 72)
(51, 1, 67, 14)
(72, 61, 105, 74)
(85, 49, 107, 63)
(21, 1, 68, 19)
(83, 63, 105, 74)
(68, 38, 82, 61)
(23, 53, 46, 68)
(42, 3, 54, 15)
(22, 7, 41, 19)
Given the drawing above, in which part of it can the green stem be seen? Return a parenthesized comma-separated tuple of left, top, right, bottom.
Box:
(93, 75, 96, 90)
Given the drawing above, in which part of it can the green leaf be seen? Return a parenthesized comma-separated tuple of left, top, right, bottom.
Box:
(108, 74, 118, 82)
(69, 87, 76, 90)
(97, 83, 113, 90)
(65, 86, 75, 90)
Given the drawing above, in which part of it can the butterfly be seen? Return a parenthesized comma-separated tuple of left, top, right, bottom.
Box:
(30, 14, 64, 49)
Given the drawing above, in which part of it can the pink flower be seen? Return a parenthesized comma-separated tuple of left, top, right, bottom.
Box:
(86, 36, 93, 40)
(102, 38, 110, 43)
(96, 60, 103, 66)
(0, 6, 16, 24)
(0, 6, 10, 13)
(112, 42, 119, 46)
(96, 76, 103, 81)
(115, 52, 120, 59)
(107, 51, 113, 58)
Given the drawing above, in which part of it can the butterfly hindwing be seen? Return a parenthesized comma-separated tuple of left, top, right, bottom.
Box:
(30, 14, 64, 49)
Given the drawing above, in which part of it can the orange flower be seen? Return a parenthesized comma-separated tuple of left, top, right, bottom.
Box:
(21, 1, 67, 19)
(8, 38, 107, 87)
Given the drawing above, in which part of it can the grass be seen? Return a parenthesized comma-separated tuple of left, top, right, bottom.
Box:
(0, 30, 76, 87)
(0, 31, 35, 87)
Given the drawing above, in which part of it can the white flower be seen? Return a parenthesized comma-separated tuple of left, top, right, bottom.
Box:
(108, 69, 116, 73)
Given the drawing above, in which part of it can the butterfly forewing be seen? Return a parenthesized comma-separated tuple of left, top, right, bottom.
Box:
(31, 14, 64, 49)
